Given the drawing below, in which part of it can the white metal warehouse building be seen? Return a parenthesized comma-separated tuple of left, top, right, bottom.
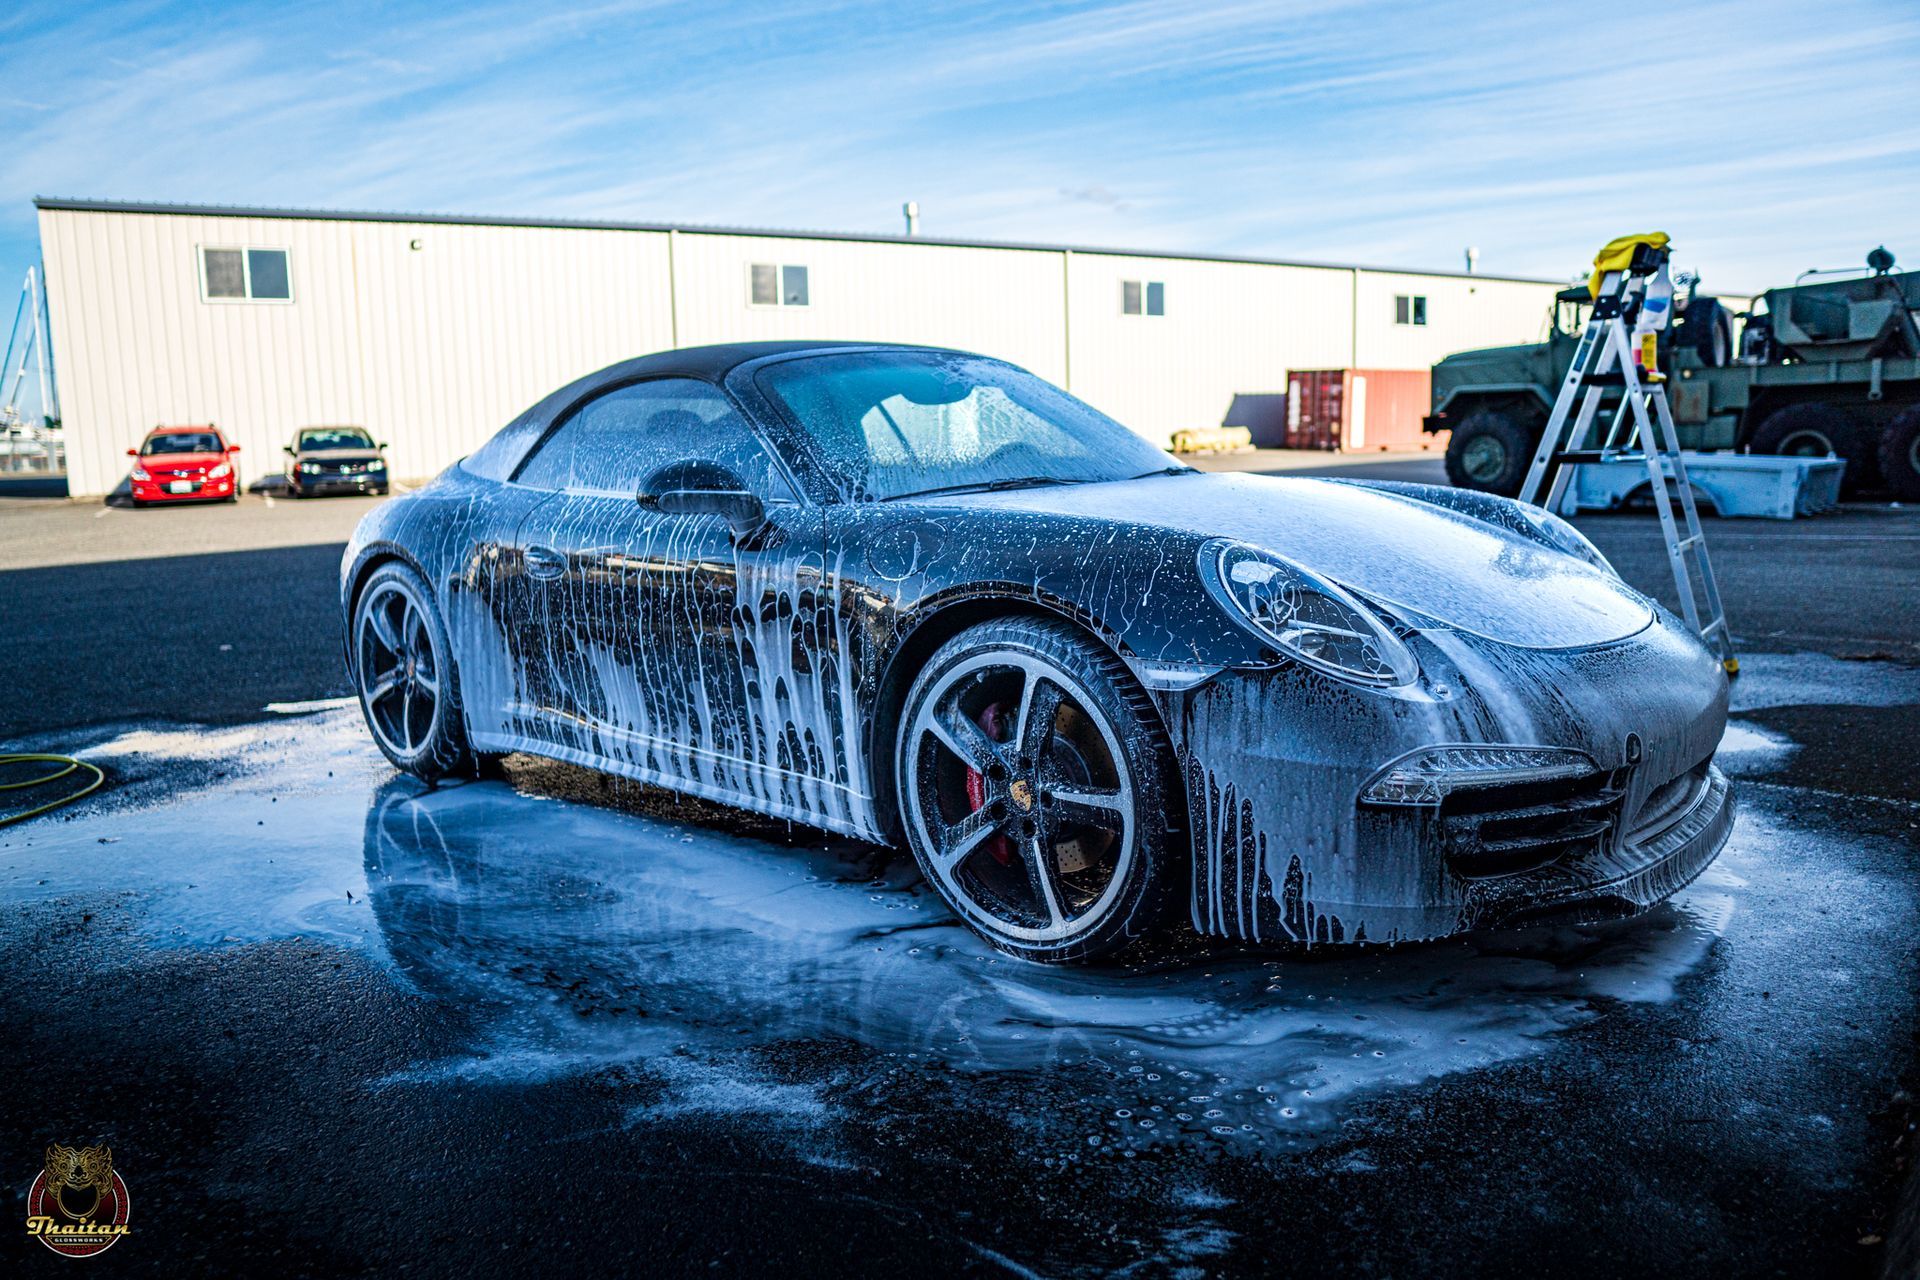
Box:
(34, 198, 1569, 497)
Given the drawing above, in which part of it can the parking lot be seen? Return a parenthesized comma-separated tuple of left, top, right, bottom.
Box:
(3, 458, 1918, 1277)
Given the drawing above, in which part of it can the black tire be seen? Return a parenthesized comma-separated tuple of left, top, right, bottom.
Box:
(1704, 307, 1733, 369)
(895, 617, 1182, 964)
(350, 562, 475, 782)
(1444, 407, 1537, 495)
(1878, 405, 1920, 502)
(1750, 402, 1878, 494)
(1675, 298, 1732, 368)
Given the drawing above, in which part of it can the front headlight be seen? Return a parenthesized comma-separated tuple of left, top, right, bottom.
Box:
(208, 462, 232, 479)
(1204, 540, 1419, 688)
(300, 462, 322, 473)
(130, 465, 150, 481)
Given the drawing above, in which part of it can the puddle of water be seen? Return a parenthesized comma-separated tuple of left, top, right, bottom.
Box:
(1731, 652, 1920, 712)
(1715, 720, 1799, 775)
(2, 708, 1745, 1149)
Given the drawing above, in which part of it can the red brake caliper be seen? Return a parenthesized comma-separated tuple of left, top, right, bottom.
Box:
(963, 702, 1013, 865)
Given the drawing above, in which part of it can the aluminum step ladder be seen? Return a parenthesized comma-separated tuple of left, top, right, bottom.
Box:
(1519, 234, 1739, 676)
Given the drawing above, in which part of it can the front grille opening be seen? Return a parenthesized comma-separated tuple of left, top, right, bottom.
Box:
(1440, 769, 1625, 880)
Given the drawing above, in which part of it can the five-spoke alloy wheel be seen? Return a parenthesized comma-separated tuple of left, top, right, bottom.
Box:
(897, 618, 1179, 963)
(353, 562, 474, 780)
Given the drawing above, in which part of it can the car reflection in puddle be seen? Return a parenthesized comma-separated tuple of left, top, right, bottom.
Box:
(365, 767, 1739, 1146)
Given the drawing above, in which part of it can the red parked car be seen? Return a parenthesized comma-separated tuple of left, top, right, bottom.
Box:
(127, 426, 242, 506)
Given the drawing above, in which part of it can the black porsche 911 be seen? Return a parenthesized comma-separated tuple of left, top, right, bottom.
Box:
(341, 341, 1733, 963)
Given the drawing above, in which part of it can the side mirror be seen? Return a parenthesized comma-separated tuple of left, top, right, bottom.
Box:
(638, 460, 767, 538)
(377, 441, 390, 449)
(283, 445, 295, 455)
(126, 448, 138, 457)
(229, 443, 242, 452)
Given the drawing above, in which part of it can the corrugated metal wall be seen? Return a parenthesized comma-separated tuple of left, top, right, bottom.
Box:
(40, 208, 678, 495)
(670, 233, 1068, 382)
(38, 206, 1567, 495)
(1064, 253, 1355, 441)
(1352, 271, 1557, 368)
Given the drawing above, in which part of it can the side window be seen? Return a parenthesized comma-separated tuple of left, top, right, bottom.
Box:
(748, 263, 810, 307)
(515, 378, 793, 500)
(200, 246, 292, 301)
(1120, 279, 1166, 316)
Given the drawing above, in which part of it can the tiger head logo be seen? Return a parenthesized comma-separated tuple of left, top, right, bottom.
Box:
(43, 1145, 114, 1220)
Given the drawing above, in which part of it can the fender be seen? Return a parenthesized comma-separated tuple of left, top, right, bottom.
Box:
(1433, 384, 1555, 416)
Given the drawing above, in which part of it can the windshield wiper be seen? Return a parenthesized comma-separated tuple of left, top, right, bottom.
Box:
(1127, 465, 1196, 479)
(884, 476, 1086, 501)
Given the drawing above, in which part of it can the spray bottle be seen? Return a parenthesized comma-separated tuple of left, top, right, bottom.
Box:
(1633, 262, 1674, 379)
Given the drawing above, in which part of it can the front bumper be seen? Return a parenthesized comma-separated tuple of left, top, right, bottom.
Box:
(1160, 612, 1733, 943)
(131, 476, 234, 502)
(292, 471, 387, 495)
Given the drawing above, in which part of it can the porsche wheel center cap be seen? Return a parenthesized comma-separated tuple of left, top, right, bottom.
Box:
(1009, 779, 1035, 812)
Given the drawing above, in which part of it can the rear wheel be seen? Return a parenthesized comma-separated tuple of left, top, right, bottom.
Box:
(1750, 402, 1878, 493)
(896, 618, 1180, 964)
(1876, 406, 1920, 502)
(352, 562, 475, 781)
(1444, 407, 1537, 495)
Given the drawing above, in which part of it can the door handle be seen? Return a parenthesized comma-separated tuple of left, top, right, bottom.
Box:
(524, 546, 566, 581)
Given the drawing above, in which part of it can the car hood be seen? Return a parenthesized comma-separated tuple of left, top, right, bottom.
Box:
(917, 473, 1653, 650)
(139, 452, 228, 469)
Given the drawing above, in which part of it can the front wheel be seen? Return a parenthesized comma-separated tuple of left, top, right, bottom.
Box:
(896, 617, 1181, 963)
(1444, 408, 1538, 495)
(1876, 405, 1920, 502)
(352, 562, 475, 781)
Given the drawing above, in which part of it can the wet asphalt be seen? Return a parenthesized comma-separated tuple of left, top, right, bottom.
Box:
(2, 477, 1918, 1278)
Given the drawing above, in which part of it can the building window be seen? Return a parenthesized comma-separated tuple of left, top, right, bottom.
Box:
(1395, 294, 1427, 326)
(200, 247, 292, 302)
(750, 263, 809, 307)
(1122, 280, 1165, 316)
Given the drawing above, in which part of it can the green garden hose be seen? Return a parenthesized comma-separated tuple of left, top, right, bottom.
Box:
(0, 754, 107, 827)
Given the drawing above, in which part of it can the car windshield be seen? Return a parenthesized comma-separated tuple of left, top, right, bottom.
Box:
(142, 432, 222, 455)
(298, 428, 374, 451)
(756, 350, 1183, 501)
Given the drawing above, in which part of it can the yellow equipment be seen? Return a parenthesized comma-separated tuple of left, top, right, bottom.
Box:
(1587, 232, 1671, 300)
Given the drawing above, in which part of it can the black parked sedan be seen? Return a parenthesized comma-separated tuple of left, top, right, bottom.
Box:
(285, 426, 390, 497)
(341, 342, 1733, 963)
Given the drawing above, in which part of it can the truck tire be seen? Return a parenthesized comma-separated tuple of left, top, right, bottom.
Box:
(1444, 408, 1537, 496)
(1676, 297, 1732, 368)
(1878, 405, 1920, 502)
(1702, 307, 1733, 368)
(1750, 402, 1878, 494)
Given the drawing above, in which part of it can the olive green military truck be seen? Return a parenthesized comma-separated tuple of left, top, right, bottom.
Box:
(1425, 249, 1920, 501)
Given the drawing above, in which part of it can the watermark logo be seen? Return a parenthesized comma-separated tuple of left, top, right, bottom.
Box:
(25, 1145, 131, 1258)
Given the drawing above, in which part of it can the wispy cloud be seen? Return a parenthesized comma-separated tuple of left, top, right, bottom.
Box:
(0, 0, 1915, 360)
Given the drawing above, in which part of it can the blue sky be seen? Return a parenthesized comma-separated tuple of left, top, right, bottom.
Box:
(2, 0, 1917, 418)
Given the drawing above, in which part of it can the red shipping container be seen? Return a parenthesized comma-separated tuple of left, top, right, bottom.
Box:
(1284, 369, 1439, 452)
